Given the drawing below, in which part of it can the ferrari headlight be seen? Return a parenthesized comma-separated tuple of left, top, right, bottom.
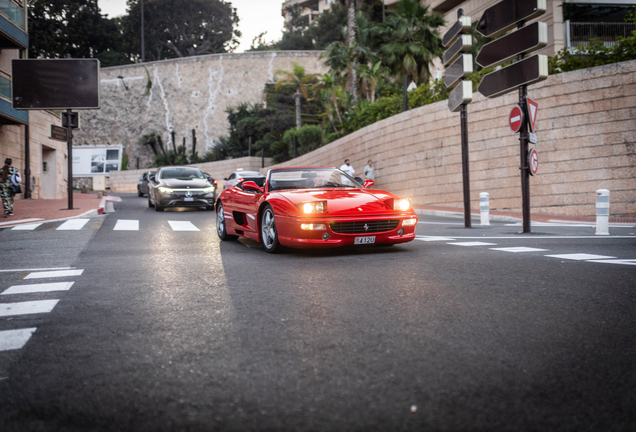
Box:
(158, 187, 174, 194)
(393, 198, 410, 211)
(301, 201, 326, 214)
(203, 186, 216, 193)
(402, 218, 417, 226)
(301, 223, 327, 230)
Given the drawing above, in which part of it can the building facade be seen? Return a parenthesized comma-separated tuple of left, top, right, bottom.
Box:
(0, 0, 68, 199)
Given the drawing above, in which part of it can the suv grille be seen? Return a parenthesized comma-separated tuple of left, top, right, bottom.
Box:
(330, 220, 399, 234)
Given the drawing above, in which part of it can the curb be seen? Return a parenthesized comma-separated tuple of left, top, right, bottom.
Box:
(414, 208, 521, 223)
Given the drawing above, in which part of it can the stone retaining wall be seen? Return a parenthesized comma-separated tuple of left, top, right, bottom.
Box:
(267, 60, 636, 217)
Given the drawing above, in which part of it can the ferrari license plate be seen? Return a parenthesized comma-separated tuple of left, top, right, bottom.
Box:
(184, 197, 194, 202)
(354, 236, 376, 245)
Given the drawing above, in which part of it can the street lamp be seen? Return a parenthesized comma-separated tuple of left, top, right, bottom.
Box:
(141, 0, 145, 62)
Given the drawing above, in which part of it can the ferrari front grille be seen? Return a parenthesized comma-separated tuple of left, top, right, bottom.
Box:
(329, 220, 400, 234)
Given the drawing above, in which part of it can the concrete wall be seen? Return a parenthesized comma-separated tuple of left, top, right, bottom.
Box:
(109, 156, 271, 193)
(74, 51, 326, 170)
(267, 60, 636, 217)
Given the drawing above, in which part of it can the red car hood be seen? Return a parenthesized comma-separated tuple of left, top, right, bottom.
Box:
(276, 189, 401, 216)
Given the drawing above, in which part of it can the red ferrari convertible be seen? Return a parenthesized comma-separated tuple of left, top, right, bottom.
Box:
(215, 167, 418, 253)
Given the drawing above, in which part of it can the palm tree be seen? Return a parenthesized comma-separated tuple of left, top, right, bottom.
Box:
(313, 73, 347, 134)
(379, 0, 444, 110)
(274, 62, 320, 129)
(358, 61, 390, 103)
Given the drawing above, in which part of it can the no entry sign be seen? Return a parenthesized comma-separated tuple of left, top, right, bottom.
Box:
(528, 148, 539, 176)
(509, 105, 524, 132)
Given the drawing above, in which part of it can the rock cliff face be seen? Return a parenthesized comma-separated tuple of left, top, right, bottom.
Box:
(75, 51, 326, 169)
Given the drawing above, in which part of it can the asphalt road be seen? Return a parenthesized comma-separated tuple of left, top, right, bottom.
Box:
(1, 193, 635, 431)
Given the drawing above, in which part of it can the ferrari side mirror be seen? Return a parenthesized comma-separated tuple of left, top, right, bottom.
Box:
(363, 179, 375, 188)
(242, 181, 263, 193)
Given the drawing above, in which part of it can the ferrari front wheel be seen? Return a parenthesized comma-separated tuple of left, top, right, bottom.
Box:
(261, 204, 281, 253)
(216, 203, 238, 241)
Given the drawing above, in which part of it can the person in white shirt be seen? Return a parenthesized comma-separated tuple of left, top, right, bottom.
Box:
(339, 159, 355, 177)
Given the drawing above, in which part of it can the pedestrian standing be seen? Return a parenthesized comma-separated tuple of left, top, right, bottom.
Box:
(364, 160, 375, 180)
(1, 158, 19, 217)
(339, 159, 355, 177)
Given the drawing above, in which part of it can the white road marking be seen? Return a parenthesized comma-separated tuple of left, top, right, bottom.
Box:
(417, 222, 465, 225)
(417, 236, 635, 240)
(0, 300, 59, 317)
(545, 253, 616, 261)
(56, 219, 90, 230)
(168, 221, 200, 231)
(0, 218, 43, 227)
(448, 242, 498, 247)
(114, 219, 139, 231)
(586, 259, 636, 266)
(24, 269, 84, 279)
(490, 247, 549, 253)
(11, 223, 43, 231)
(415, 236, 456, 241)
(0, 267, 72, 273)
(0, 328, 37, 351)
(2, 282, 74, 295)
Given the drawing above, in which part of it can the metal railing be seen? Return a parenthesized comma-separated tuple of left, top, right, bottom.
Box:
(566, 21, 636, 49)
(0, 74, 11, 100)
(0, 0, 25, 29)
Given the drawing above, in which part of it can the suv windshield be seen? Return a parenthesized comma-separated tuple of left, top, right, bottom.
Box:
(268, 168, 362, 191)
(160, 168, 204, 180)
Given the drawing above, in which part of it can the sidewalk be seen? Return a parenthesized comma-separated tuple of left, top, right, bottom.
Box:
(0, 192, 120, 228)
(412, 204, 636, 225)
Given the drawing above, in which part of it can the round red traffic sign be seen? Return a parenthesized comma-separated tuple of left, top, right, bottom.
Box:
(509, 105, 524, 133)
(528, 148, 539, 176)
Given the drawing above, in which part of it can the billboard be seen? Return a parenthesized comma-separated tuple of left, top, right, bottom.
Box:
(12, 59, 100, 110)
(72, 145, 122, 176)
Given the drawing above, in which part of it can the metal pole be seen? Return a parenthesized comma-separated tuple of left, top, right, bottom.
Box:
(262, 149, 265, 168)
(141, 0, 145, 62)
(382, 0, 385, 22)
(460, 103, 471, 228)
(248, 136, 251, 157)
(66, 110, 73, 210)
(403, 74, 408, 112)
(517, 22, 531, 233)
(293, 135, 297, 158)
(24, 124, 31, 199)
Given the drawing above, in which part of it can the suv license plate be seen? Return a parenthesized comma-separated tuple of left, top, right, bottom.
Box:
(184, 197, 194, 202)
(354, 236, 376, 244)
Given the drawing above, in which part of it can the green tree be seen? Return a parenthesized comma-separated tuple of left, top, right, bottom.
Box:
(378, 0, 444, 108)
(282, 126, 324, 157)
(274, 62, 320, 129)
(28, 0, 121, 59)
(122, 0, 241, 61)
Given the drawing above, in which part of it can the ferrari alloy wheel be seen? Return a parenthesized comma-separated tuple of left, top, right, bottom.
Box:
(216, 203, 238, 241)
(261, 205, 281, 253)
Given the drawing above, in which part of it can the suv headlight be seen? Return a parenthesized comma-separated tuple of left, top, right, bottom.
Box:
(300, 201, 327, 214)
(158, 187, 174, 193)
(203, 186, 216, 193)
(393, 198, 411, 211)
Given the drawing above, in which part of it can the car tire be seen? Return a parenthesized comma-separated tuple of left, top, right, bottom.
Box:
(148, 195, 154, 208)
(154, 203, 164, 212)
(138, 188, 143, 197)
(216, 203, 238, 241)
(261, 204, 281, 253)
(206, 205, 215, 211)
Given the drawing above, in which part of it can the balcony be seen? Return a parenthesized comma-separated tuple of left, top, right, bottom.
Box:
(565, 21, 636, 49)
(0, 71, 28, 125)
(0, 72, 10, 100)
(0, 0, 27, 49)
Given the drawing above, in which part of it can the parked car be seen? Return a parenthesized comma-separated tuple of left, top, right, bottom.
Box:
(203, 172, 218, 189)
(215, 167, 417, 253)
(137, 171, 155, 197)
(148, 166, 216, 212)
(223, 170, 265, 189)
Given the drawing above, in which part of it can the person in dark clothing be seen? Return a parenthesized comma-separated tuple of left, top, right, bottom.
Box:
(1, 158, 18, 217)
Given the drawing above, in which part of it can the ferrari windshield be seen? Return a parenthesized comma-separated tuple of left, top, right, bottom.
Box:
(268, 168, 362, 191)
(160, 167, 205, 180)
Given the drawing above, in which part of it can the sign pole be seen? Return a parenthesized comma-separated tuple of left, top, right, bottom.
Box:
(460, 103, 471, 228)
(66, 109, 73, 210)
(517, 23, 531, 233)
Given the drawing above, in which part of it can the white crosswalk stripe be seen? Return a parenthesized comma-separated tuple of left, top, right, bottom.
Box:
(448, 242, 497, 247)
(0, 328, 37, 351)
(545, 253, 616, 261)
(0, 300, 60, 317)
(11, 223, 43, 231)
(587, 259, 636, 266)
(415, 236, 456, 241)
(491, 247, 549, 253)
(24, 269, 84, 279)
(1, 282, 74, 295)
(168, 221, 200, 231)
(56, 219, 90, 230)
(114, 219, 139, 231)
